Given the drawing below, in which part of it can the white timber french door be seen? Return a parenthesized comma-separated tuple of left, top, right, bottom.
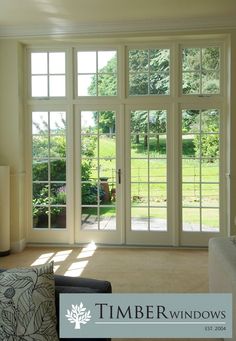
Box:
(74, 105, 123, 244)
(125, 106, 172, 245)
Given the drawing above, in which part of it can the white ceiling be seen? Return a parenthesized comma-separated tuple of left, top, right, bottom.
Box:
(0, 0, 236, 37)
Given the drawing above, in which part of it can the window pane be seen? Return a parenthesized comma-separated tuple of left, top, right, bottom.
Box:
(182, 72, 200, 94)
(99, 207, 116, 230)
(149, 160, 166, 182)
(78, 74, 95, 96)
(81, 182, 99, 205)
(32, 136, 49, 158)
(82, 207, 98, 230)
(98, 51, 117, 72)
(50, 136, 66, 157)
(131, 207, 149, 231)
(202, 209, 219, 232)
(150, 208, 167, 231)
(131, 183, 148, 206)
(32, 160, 48, 181)
(77, 52, 96, 73)
(182, 159, 200, 182)
(81, 111, 97, 134)
(49, 52, 65, 74)
(131, 159, 148, 182)
(182, 48, 200, 71)
(50, 160, 66, 181)
(99, 136, 116, 158)
(51, 207, 66, 229)
(31, 53, 47, 74)
(129, 73, 148, 95)
(182, 184, 200, 207)
(131, 111, 148, 134)
(150, 73, 169, 94)
(32, 76, 48, 97)
(50, 112, 66, 134)
(129, 49, 148, 72)
(201, 159, 219, 182)
(149, 49, 169, 72)
(182, 47, 220, 95)
(202, 184, 219, 207)
(32, 112, 48, 134)
(149, 110, 167, 134)
(98, 74, 117, 96)
(150, 184, 167, 206)
(49, 75, 65, 97)
(201, 110, 219, 133)
(99, 160, 116, 180)
(202, 48, 220, 70)
(182, 208, 200, 231)
(202, 71, 220, 94)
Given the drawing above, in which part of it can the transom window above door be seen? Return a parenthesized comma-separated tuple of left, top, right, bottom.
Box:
(77, 50, 117, 96)
(182, 47, 220, 95)
(30, 52, 66, 97)
(128, 48, 170, 96)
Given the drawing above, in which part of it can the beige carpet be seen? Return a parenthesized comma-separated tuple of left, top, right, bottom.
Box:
(0, 247, 218, 341)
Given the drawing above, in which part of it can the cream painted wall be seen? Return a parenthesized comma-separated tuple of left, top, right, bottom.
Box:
(230, 31, 236, 235)
(0, 29, 235, 249)
(0, 40, 26, 251)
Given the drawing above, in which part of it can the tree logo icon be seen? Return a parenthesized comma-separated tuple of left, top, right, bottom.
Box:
(65, 303, 92, 329)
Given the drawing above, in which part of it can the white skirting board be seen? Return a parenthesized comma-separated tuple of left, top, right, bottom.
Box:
(0, 166, 10, 255)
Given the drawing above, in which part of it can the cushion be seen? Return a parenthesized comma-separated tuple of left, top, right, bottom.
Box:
(0, 262, 58, 341)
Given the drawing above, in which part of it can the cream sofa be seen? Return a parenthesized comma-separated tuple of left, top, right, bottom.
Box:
(209, 237, 236, 341)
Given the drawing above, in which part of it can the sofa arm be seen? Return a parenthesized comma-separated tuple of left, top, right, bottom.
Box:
(54, 274, 112, 293)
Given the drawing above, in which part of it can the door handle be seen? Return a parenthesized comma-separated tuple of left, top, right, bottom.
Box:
(118, 169, 121, 184)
